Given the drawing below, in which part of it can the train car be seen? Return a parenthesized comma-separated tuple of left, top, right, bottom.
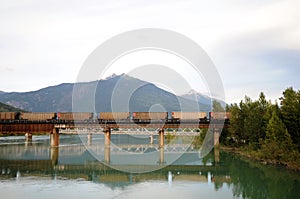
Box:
(21, 112, 56, 121)
(58, 112, 93, 121)
(132, 112, 168, 122)
(99, 112, 130, 121)
(0, 112, 16, 120)
(209, 112, 231, 121)
(171, 112, 207, 122)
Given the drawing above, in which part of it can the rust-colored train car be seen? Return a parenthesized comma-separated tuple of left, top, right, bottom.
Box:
(99, 112, 130, 121)
(132, 112, 168, 121)
(171, 112, 207, 120)
(209, 112, 231, 120)
(58, 112, 93, 121)
(21, 112, 56, 121)
(0, 112, 16, 120)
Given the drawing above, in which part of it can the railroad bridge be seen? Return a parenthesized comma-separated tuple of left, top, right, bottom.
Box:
(0, 119, 229, 148)
(0, 118, 229, 170)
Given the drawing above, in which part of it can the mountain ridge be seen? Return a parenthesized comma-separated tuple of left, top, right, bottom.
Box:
(0, 74, 212, 112)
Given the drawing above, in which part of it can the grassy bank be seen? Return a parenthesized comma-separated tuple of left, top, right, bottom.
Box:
(221, 145, 300, 171)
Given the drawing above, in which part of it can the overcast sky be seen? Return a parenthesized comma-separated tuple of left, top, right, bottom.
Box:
(0, 0, 299, 103)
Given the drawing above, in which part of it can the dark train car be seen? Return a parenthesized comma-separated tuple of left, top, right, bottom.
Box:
(132, 112, 168, 122)
(99, 112, 130, 121)
(171, 112, 207, 122)
(58, 112, 93, 121)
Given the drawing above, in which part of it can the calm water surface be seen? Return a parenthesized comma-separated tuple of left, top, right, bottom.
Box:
(0, 134, 299, 199)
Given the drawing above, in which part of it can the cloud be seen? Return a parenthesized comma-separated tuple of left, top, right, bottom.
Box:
(210, 26, 300, 103)
(0, 0, 299, 102)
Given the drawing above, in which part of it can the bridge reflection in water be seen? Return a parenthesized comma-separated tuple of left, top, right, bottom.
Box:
(0, 134, 226, 185)
(1, 135, 299, 199)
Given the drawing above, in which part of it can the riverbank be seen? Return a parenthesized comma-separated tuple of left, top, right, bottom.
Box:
(221, 145, 300, 171)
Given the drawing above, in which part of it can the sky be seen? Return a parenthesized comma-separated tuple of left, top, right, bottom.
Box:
(0, 0, 299, 103)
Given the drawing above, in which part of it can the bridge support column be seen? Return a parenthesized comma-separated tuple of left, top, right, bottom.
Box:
(213, 128, 220, 146)
(159, 147, 165, 165)
(158, 129, 164, 148)
(214, 146, 220, 164)
(104, 128, 111, 146)
(50, 147, 59, 166)
(104, 128, 111, 164)
(25, 133, 33, 148)
(104, 146, 110, 164)
(87, 134, 92, 145)
(25, 133, 32, 141)
(149, 135, 154, 144)
(50, 128, 59, 147)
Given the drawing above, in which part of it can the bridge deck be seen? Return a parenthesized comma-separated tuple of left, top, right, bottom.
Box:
(0, 120, 229, 134)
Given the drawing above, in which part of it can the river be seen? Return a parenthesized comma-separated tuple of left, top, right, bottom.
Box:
(0, 134, 299, 199)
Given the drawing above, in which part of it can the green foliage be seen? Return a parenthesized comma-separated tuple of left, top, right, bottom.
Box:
(227, 93, 270, 148)
(260, 110, 295, 162)
(265, 110, 291, 145)
(224, 88, 300, 168)
(280, 87, 300, 149)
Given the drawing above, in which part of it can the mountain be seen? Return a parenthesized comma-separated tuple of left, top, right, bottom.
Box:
(180, 89, 213, 105)
(0, 101, 25, 112)
(0, 83, 73, 112)
(180, 89, 227, 108)
(0, 75, 210, 112)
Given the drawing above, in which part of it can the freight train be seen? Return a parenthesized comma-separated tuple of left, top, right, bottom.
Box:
(0, 112, 230, 123)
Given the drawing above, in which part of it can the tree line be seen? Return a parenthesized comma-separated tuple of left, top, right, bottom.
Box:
(220, 87, 300, 167)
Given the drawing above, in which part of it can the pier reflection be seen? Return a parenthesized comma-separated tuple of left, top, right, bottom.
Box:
(0, 134, 218, 168)
(0, 135, 299, 199)
(0, 134, 221, 183)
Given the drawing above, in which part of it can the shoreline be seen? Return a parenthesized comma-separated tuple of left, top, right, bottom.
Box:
(220, 145, 300, 172)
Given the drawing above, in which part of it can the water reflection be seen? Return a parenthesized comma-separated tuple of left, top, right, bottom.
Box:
(168, 171, 172, 187)
(0, 135, 299, 199)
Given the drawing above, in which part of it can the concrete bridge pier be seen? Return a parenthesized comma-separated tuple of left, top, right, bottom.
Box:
(87, 134, 92, 145)
(158, 129, 165, 165)
(104, 146, 110, 164)
(104, 128, 111, 146)
(50, 128, 60, 147)
(25, 133, 33, 147)
(149, 135, 154, 144)
(213, 128, 220, 146)
(25, 133, 32, 141)
(214, 146, 220, 164)
(104, 128, 111, 164)
(159, 147, 165, 165)
(158, 129, 164, 148)
(50, 147, 59, 166)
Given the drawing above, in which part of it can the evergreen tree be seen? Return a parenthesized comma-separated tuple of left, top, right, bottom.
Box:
(262, 110, 294, 160)
(280, 87, 300, 149)
(227, 103, 244, 146)
(241, 94, 268, 148)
